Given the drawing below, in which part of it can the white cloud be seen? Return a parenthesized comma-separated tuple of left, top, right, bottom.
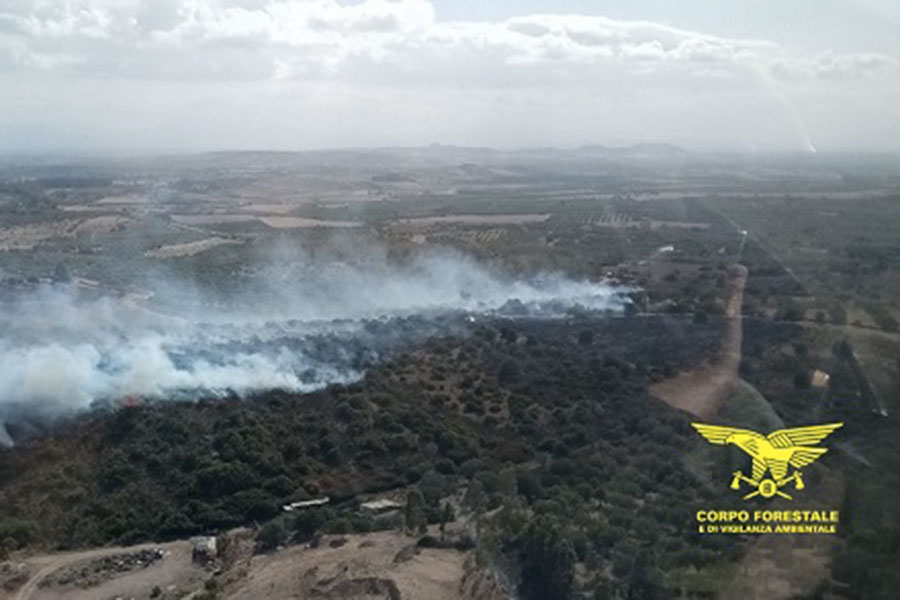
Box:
(0, 0, 898, 152)
(771, 51, 897, 81)
(0, 0, 882, 83)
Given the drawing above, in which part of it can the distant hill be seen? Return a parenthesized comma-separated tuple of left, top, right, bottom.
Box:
(575, 142, 690, 159)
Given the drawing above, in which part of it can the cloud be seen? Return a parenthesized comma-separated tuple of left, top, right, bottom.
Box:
(771, 51, 897, 81)
(0, 0, 888, 85)
(0, 0, 898, 152)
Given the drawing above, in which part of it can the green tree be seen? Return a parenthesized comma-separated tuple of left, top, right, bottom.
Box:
(439, 502, 455, 539)
(518, 516, 576, 600)
(405, 489, 426, 534)
(292, 507, 332, 542)
(627, 551, 666, 600)
(462, 480, 487, 514)
(255, 521, 285, 552)
(498, 360, 521, 385)
(52, 262, 71, 284)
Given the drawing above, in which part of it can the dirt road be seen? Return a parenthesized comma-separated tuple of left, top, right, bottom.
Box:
(650, 264, 747, 418)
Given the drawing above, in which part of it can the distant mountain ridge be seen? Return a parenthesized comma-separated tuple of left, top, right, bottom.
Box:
(205, 142, 691, 160)
(575, 142, 690, 159)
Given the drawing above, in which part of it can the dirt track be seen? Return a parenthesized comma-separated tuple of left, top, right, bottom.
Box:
(649, 262, 843, 600)
(649, 264, 747, 418)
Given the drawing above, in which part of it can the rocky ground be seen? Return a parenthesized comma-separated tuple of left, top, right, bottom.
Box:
(3, 527, 508, 600)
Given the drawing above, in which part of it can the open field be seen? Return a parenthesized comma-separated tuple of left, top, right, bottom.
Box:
(258, 216, 362, 229)
(170, 214, 257, 226)
(145, 237, 244, 259)
(393, 214, 551, 227)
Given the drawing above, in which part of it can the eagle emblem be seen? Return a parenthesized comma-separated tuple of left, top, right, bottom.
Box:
(692, 422, 843, 500)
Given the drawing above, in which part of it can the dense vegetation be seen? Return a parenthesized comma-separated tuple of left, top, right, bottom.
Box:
(2, 157, 900, 598)
(738, 324, 900, 600)
(0, 315, 731, 598)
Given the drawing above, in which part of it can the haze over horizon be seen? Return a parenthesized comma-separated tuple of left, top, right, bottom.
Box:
(1, 0, 899, 154)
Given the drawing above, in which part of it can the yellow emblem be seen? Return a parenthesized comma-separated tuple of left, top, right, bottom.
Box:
(692, 422, 843, 500)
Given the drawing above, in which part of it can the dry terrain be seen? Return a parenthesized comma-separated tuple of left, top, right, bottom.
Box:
(221, 530, 506, 600)
(3, 530, 507, 600)
(258, 216, 362, 229)
(145, 236, 244, 258)
(4, 541, 206, 600)
(393, 214, 549, 226)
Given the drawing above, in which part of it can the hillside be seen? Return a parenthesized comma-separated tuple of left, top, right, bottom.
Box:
(1, 314, 730, 599)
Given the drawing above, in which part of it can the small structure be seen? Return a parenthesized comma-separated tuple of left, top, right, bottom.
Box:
(190, 536, 217, 565)
(810, 369, 830, 389)
(282, 497, 330, 512)
(359, 498, 405, 517)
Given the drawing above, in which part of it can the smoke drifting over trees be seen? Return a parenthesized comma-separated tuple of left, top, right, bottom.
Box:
(0, 249, 629, 445)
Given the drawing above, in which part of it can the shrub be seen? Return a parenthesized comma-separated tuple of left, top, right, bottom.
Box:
(255, 521, 286, 553)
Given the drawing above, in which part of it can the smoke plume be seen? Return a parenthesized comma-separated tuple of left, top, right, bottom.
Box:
(0, 249, 629, 445)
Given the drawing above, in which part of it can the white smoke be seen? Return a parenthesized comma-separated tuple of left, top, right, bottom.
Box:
(0, 249, 630, 444)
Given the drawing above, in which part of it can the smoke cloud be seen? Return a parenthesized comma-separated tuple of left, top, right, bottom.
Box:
(0, 249, 630, 445)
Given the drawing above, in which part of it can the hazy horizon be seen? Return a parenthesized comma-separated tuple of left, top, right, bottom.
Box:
(4, 143, 900, 162)
(2, 0, 899, 154)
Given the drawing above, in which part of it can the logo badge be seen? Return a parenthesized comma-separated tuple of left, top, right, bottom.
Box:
(691, 422, 843, 500)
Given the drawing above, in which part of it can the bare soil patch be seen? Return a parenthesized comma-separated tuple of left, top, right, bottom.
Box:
(96, 195, 147, 205)
(170, 214, 258, 226)
(221, 530, 499, 600)
(237, 203, 298, 214)
(648, 220, 711, 230)
(393, 214, 550, 227)
(73, 216, 130, 233)
(145, 237, 244, 258)
(11, 541, 206, 600)
(259, 216, 362, 229)
(0, 221, 80, 251)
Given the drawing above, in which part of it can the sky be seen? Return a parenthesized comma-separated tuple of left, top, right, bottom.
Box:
(1, 0, 898, 154)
